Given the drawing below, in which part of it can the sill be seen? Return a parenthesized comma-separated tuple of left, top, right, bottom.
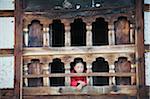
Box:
(23, 44, 135, 56)
(23, 85, 137, 96)
(23, 72, 136, 78)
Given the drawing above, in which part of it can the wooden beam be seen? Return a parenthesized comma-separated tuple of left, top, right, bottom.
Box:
(135, 0, 145, 99)
(23, 45, 135, 56)
(23, 72, 136, 78)
(22, 86, 137, 96)
(14, 0, 23, 99)
(0, 89, 14, 96)
(0, 49, 14, 55)
(23, 95, 136, 99)
(0, 10, 14, 17)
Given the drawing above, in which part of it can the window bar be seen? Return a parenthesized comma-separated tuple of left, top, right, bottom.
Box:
(43, 63, 49, 86)
(65, 24, 71, 47)
(108, 24, 115, 45)
(109, 64, 116, 85)
(130, 24, 134, 44)
(23, 64, 28, 87)
(49, 25, 52, 47)
(86, 62, 93, 86)
(43, 27, 50, 47)
(131, 64, 136, 85)
(65, 63, 71, 86)
(86, 23, 92, 46)
(23, 28, 29, 47)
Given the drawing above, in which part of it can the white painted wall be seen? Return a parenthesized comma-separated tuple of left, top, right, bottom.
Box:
(0, 0, 14, 10)
(145, 0, 150, 4)
(144, 12, 150, 44)
(0, 17, 14, 48)
(0, 56, 14, 88)
(144, 0, 150, 86)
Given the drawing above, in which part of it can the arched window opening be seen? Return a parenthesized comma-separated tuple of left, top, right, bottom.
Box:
(28, 59, 43, 87)
(71, 18, 86, 46)
(70, 58, 87, 72)
(28, 20, 43, 47)
(92, 17, 108, 46)
(49, 58, 65, 86)
(114, 16, 130, 45)
(92, 57, 109, 86)
(114, 57, 131, 85)
(50, 19, 65, 47)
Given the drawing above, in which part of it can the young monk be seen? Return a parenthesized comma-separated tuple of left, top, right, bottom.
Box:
(70, 61, 87, 90)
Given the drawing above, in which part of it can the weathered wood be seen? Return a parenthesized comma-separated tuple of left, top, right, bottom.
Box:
(22, 86, 137, 96)
(23, 72, 136, 78)
(23, 45, 135, 56)
(0, 10, 14, 17)
(14, 0, 23, 98)
(114, 17, 130, 44)
(0, 49, 14, 55)
(20, 0, 144, 98)
(23, 95, 136, 99)
(23, 6, 134, 19)
(135, 0, 145, 99)
(0, 89, 14, 96)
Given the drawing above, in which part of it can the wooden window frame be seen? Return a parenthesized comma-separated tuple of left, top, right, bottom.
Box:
(0, 0, 145, 99)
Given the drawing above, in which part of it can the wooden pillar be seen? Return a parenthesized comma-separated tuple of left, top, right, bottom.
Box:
(14, 0, 23, 98)
(86, 62, 93, 86)
(109, 64, 116, 85)
(23, 64, 28, 87)
(135, 1, 144, 99)
(49, 24, 52, 47)
(23, 28, 28, 47)
(43, 27, 50, 47)
(86, 23, 92, 46)
(130, 24, 135, 44)
(43, 63, 49, 86)
(64, 63, 71, 86)
(108, 24, 115, 45)
(65, 24, 71, 47)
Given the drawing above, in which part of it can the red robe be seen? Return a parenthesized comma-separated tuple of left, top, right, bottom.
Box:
(71, 76, 87, 86)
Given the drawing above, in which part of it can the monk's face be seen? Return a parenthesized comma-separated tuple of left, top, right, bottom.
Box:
(74, 63, 84, 73)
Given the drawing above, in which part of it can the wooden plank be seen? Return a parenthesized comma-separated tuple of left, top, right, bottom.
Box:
(23, 95, 136, 99)
(135, 0, 145, 99)
(0, 49, 14, 55)
(14, 0, 23, 99)
(23, 72, 136, 78)
(22, 86, 137, 96)
(0, 89, 14, 96)
(135, 0, 145, 87)
(23, 45, 135, 56)
(0, 10, 14, 17)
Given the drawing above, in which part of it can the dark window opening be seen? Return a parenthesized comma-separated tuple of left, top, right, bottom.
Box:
(28, 59, 43, 87)
(28, 78, 43, 87)
(92, 17, 108, 46)
(92, 57, 109, 86)
(28, 20, 43, 47)
(49, 58, 65, 86)
(71, 18, 86, 46)
(51, 19, 65, 47)
(114, 57, 131, 85)
(114, 16, 130, 45)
